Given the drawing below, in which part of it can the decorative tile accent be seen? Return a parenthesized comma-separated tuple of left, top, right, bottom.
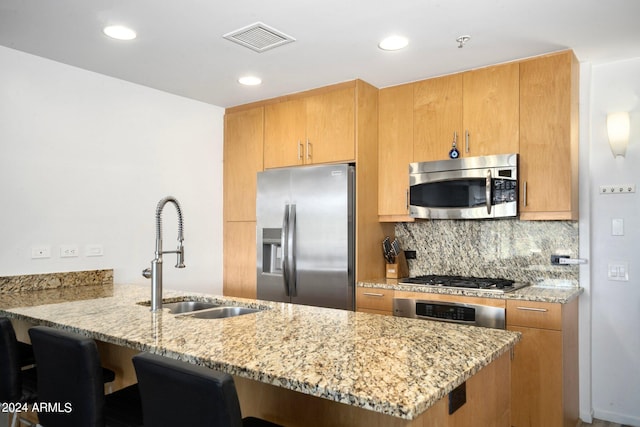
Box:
(0, 269, 113, 294)
(395, 220, 579, 287)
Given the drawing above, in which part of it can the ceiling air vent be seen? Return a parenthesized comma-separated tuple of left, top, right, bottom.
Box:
(223, 22, 296, 53)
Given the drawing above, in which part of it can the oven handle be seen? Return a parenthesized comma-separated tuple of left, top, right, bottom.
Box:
(486, 169, 492, 215)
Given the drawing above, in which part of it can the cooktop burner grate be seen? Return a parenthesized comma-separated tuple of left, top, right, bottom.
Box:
(400, 275, 527, 293)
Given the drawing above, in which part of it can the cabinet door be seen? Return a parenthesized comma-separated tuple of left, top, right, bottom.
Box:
(223, 221, 257, 299)
(224, 107, 264, 221)
(305, 88, 355, 164)
(264, 98, 306, 169)
(413, 73, 463, 162)
(508, 325, 563, 427)
(378, 84, 414, 221)
(519, 51, 578, 220)
(462, 62, 519, 156)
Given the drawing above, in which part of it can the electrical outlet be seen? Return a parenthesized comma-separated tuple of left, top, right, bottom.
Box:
(599, 184, 636, 194)
(85, 244, 104, 257)
(31, 246, 51, 259)
(60, 245, 79, 258)
(404, 250, 417, 260)
(551, 254, 569, 265)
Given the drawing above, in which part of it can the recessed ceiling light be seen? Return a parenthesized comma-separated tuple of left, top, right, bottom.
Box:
(103, 25, 137, 41)
(238, 76, 262, 86)
(378, 35, 409, 51)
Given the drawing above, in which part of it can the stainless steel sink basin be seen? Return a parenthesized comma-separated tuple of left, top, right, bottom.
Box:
(188, 306, 261, 319)
(163, 301, 220, 314)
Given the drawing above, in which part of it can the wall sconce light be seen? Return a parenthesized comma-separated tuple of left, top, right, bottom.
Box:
(607, 112, 630, 158)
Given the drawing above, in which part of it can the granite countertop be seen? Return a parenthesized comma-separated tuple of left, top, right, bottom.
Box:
(0, 283, 520, 421)
(358, 278, 583, 304)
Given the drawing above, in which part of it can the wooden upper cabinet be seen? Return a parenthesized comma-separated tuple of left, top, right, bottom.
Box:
(412, 62, 518, 162)
(264, 98, 305, 169)
(264, 86, 355, 169)
(306, 88, 355, 164)
(223, 107, 264, 221)
(413, 73, 463, 162)
(378, 83, 414, 221)
(519, 50, 579, 220)
(462, 62, 520, 156)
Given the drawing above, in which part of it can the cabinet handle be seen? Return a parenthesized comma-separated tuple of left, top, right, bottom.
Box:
(516, 306, 548, 312)
(465, 130, 470, 153)
(363, 292, 385, 297)
(523, 181, 528, 207)
(306, 139, 312, 160)
(297, 140, 303, 160)
(406, 188, 410, 212)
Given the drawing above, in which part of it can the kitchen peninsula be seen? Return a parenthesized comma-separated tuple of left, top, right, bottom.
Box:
(0, 277, 520, 427)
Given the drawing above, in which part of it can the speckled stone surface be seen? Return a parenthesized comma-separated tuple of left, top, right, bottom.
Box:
(395, 220, 579, 287)
(0, 269, 113, 293)
(358, 278, 583, 304)
(0, 283, 520, 420)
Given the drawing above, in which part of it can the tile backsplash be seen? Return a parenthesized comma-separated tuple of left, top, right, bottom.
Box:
(395, 220, 579, 287)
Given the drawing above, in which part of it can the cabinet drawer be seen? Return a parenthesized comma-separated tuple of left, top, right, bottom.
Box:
(506, 300, 562, 330)
(356, 287, 393, 313)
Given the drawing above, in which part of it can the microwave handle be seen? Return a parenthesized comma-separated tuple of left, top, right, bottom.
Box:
(486, 170, 492, 215)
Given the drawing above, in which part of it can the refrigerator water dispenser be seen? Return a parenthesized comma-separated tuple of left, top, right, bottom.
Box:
(261, 228, 282, 275)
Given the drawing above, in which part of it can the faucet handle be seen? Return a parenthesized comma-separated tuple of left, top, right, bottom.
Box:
(142, 268, 152, 279)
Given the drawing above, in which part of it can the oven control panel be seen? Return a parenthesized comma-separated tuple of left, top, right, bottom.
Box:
(416, 302, 476, 322)
(393, 298, 506, 329)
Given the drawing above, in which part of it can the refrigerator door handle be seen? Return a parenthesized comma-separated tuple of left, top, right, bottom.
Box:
(281, 204, 290, 297)
(288, 204, 297, 296)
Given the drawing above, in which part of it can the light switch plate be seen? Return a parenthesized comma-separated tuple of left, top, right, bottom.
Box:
(608, 262, 629, 281)
(612, 218, 624, 236)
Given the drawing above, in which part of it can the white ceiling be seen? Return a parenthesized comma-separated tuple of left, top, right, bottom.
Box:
(1, 0, 639, 108)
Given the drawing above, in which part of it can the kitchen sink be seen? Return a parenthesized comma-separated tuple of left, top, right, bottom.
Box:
(187, 306, 262, 319)
(163, 301, 220, 314)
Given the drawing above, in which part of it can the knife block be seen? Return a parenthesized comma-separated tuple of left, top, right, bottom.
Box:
(385, 251, 409, 279)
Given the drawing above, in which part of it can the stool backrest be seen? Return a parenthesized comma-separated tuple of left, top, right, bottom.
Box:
(0, 317, 22, 402)
(29, 326, 105, 427)
(132, 352, 244, 427)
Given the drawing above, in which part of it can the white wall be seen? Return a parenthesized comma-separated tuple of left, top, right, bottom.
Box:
(0, 46, 225, 294)
(588, 57, 640, 425)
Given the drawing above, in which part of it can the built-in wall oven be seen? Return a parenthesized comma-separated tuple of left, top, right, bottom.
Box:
(393, 298, 506, 329)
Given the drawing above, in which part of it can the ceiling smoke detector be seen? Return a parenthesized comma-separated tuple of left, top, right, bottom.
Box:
(456, 35, 471, 48)
(223, 22, 296, 53)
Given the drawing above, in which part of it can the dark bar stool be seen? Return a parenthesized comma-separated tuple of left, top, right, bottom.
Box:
(132, 352, 283, 427)
(0, 317, 37, 427)
(28, 326, 143, 427)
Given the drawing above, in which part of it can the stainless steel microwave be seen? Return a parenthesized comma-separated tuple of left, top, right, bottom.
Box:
(409, 153, 518, 219)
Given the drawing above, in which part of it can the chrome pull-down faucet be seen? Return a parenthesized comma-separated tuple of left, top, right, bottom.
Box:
(142, 196, 185, 311)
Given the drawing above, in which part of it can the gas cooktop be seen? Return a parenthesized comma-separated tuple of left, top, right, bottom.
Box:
(399, 274, 529, 293)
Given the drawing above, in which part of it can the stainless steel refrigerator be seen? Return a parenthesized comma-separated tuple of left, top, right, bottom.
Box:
(256, 163, 355, 310)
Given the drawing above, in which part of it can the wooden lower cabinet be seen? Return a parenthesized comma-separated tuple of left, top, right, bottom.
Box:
(223, 221, 257, 299)
(507, 299, 579, 427)
(355, 286, 393, 315)
(236, 351, 511, 427)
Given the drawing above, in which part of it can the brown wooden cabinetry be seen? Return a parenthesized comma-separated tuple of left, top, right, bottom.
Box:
(519, 50, 579, 220)
(412, 62, 519, 163)
(507, 299, 579, 427)
(355, 287, 394, 315)
(378, 83, 414, 222)
(413, 73, 463, 162)
(223, 107, 263, 298)
(224, 107, 264, 222)
(462, 62, 520, 157)
(264, 85, 355, 168)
